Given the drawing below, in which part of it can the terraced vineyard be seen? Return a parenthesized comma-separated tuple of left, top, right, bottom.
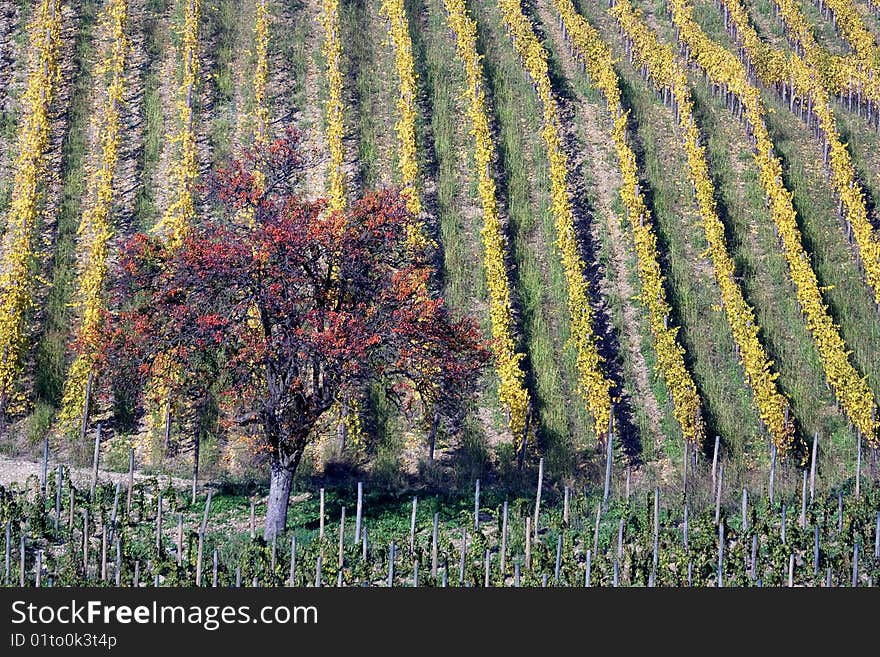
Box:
(1, 0, 880, 586)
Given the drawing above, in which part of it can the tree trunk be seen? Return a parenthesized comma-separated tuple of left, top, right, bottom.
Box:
(265, 443, 306, 540)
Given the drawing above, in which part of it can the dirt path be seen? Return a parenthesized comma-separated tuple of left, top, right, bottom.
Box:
(536, 0, 665, 449)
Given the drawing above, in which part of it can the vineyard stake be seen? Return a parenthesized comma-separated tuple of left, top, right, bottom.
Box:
(474, 480, 480, 531)
(741, 489, 748, 533)
(249, 498, 255, 539)
(603, 434, 613, 509)
(35, 550, 41, 587)
(431, 512, 439, 579)
(852, 543, 859, 587)
(235, 566, 241, 588)
(82, 509, 89, 578)
(54, 465, 62, 538)
(108, 482, 121, 544)
(68, 480, 74, 538)
(410, 497, 417, 553)
(714, 465, 723, 525)
(653, 488, 660, 574)
(683, 503, 689, 552)
(554, 535, 562, 583)
(40, 436, 49, 500)
(155, 490, 163, 554)
(717, 522, 724, 588)
(319, 488, 325, 541)
(781, 503, 787, 544)
(769, 444, 777, 505)
(617, 517, 624, 561)
(442, 565, 448, 588)
(542, 573, 548, 588)
(484, 549, 491, 587)
(788, 553, 794, 587)
(625, 467, 631, 502)
(711, 435, 720, 490)
(809, 432, 818, 503)
(800, 470, 807, 529)
(355, 481, 363, 543)
(750, 534, 757, 580)
(387, 542, 395, 587)
(593, 505, 601, 556)
(289, 536, 296, 586)
(90, 423, 102, 501)
(315, 554, 322, 587)
(682, 445, 688, 496)
(414, 558, 419, 587)
(133, 561, 140, 588)
(196, 531, 204, 586)
(856, 432, 862, 498)
(338, 506, 345, 568)
(126, 448, 134, 516)
(459, 528, 467, 584)
(612, 560, 618, 587)
(525, 517, 531, 570)
(211, 548, 219, 587)
(825, 567, 832, 588)
(534, 459, 543, 538)
(20, 534, 25, 586)
(101, 526, 107, 582)
(563, 487, 570, 526)
(874, 512, 879, 559)
(585, 549, 591, 587)
(4, 521, 10, 584)
(514, 562, 520, 587)
(687, 560, 693, 587)
(200, 490, 212, 537)
(115, 539, 121, 586)
(500, 501, 508, 576)
(177, 514, 183, 566)
(362, 525, 368, 562)
(814, 525, 820, 576)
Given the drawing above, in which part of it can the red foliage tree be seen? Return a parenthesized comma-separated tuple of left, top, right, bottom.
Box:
(100, 131, 490, 538)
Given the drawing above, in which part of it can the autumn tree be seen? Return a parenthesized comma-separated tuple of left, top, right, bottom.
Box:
(101, 132, 490, 539)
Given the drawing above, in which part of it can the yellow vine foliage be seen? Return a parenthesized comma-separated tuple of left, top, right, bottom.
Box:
(555, 0, 705, 445)
(380, 0, 430, 251)
(721, 0, 880, 307)
(59, 0, 129, 432)
(443, 0, 531, 441)
(669, 0, 877, 446)
(253, 0, 270, 147)
(611, 0, 796, 452)
(499, 0, 613, 441)
(153, 0, 200, 246)
(0, 0, 62, 414)
(774, 0, 880, 109)
(321, 0, 345, 212)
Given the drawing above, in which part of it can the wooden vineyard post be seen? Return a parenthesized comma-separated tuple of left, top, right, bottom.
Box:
(814, 525, 820, 577)
(563, 487, 570, 526)
(875, 512, 880, 559)
(212, 549, 218, 587)
(177, 514, 183, 566)
(54, 465, 63, 537)
(788, 553, 794, 587)
(809, 432, 818, 503)
(593, 504, 601, 556)
(741, 489, 748, 533)
(108, 482, 121, 543)
(514, 563, 520, 587)
(413, 559, 419, 588)
(289, 536, 297, 586)
(410, 497, 417, 553)
(500, 501, 508, 577)
(133, 561, 140, 587)
(319, 488, 325, 541)
(101, 527, 107, 582)
(856, 432, 862, 499)
(554, 535, 562, 584)
(315, 554, 322, 587)
(19, 534, 25, 586)
(126, 448, 134, 517)
(82, 509, 89, 579)
(711, 435, 720, 490)
(196, 531, 204, 587)
(386, 542, 395, 587)
(355, 481, 363, 543)
(781, 503, 787, 544)
(35, 550, 41, 587)
(525, 518, 531, 571)
(90, 423, 102, 501)
(115, 539, 121, 586)
(717, 522, 724, 588)
(769, 444, 777, 505)
(852, 542, 859, 587)
(459, 529, 467, 584)
(625, 467, 631, 502)
(474, 480, 480, 531)
(431, 512, 439, 579)
(585, 549, 591, 587)
(750, 534, 758, 581)
(362, 526, 368, 562)
(603, 431, 613, 509)
(484, 549, 491, 587)
(800, 470, 808, 529)
(534, 459, 543, 539)
(40, 436, 48, 500)
(4, 521, 10, 584)
(682, 445, 688, 496)
(338, 506, 345, 569)
(616, 518, 624, 563)
(249, 498, 255, 540)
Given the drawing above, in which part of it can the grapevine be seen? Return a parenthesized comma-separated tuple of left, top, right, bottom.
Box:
(321, 0, 345, 213)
